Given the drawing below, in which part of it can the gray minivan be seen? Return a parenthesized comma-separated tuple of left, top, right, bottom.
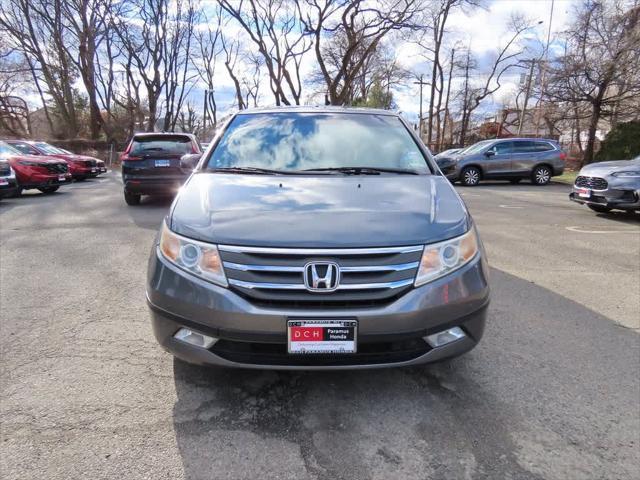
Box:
(147, 107, 490, 370)
(447, 138, 565, 186)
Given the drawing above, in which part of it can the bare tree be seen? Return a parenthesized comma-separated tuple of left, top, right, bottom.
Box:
(457, 15, 533, 145)
(194, 9, 224, 127)
(413, 0, 479, 146)
(0, 0, 81, 137)
(299, 0, 421, 105)
(547, 1, 640, 165)
(218, 0, 310, 105)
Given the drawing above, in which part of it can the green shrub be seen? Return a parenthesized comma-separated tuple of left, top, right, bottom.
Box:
(595, 121, 640, 161)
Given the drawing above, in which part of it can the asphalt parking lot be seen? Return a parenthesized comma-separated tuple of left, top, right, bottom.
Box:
(1, 173, 639, 480)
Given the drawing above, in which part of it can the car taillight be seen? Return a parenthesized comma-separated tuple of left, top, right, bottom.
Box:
(191, 143, 198, 154)
(560, 152, 567, 161)
(120, 141, 142, 161)
(121, 154, 143, 161)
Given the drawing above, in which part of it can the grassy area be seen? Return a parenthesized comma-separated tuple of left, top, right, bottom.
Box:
(553, 170, 578, 185)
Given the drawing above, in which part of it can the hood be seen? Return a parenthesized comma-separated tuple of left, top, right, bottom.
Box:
(53, 153, 97, 162)
(170, 173, 470, 248)
(8, 154, 66, 164)
(580, 159, 640, 176)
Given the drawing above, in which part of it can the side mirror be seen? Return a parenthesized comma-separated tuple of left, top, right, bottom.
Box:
(180, 153, 201, 171)
(484, 150, 495, 157)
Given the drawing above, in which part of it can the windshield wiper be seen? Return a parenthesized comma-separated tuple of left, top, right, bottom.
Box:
(209, 166, 301, 175)
(301, 166, 420, 175)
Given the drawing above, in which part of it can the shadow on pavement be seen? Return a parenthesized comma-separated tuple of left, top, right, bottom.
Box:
(170, 268, 639, 480)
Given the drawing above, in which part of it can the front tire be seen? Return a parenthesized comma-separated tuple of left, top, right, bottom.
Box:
(532, 165, 552, 185)
(460, 167, 481, 186)
(124, 191, 141, 206)
(38, 186, 59, 194)
(587, 204, 612, 213)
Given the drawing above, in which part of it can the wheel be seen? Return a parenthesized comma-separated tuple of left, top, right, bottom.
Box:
(460, 167, 481, 186)
(124, 191, 141, 206)
(587, 204, 612, 213)
(38, 186, 59, 194)
(509, 178, 521, 184)
(532, 165, 552, 185)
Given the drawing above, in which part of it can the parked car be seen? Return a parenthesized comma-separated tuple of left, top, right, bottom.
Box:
(5, 140, 105, 181)
(434, 148, 463, 180)
(569, 155, 640, 213)
(435, 148, 462, 159)
(448, 138, 566, 186)
(0, 147, 18, 200)
(147, 107, 490, 370)
(0, 141, 71, 195)
(120, 132, 202, 205)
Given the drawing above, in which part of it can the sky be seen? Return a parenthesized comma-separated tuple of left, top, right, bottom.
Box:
(193, 0, 577, 126)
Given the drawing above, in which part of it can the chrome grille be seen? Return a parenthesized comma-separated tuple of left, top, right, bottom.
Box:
(44, 163, 68, 174)
(219, 245, 422, 307)
(575, 176, 608, 190)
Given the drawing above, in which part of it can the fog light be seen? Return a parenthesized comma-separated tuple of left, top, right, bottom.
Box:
(174, 328, 217, 348)
(424, 327, 466, 348)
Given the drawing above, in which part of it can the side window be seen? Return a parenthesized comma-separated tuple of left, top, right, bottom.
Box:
(494, 142, 514, 154)
(512, 140, 538, 153)
(534, 141, 555, 152)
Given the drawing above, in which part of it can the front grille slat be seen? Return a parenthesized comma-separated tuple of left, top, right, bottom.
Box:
(43, 163, 68, 174)
(575, 176, 608, 190)
(220, 245, 422, 308)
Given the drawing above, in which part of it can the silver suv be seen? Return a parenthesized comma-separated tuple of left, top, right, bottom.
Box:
(444, 138, 566, 186)
(146, 107, 490, 370)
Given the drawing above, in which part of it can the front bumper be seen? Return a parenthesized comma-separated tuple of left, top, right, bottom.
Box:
(17, 173, 72, 189)
(147, 247, 490, 370)
(570, 185, 640, 210)
(0, 176, 18, 197)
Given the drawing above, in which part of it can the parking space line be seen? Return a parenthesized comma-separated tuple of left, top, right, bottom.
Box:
(566, 226, 640, 234)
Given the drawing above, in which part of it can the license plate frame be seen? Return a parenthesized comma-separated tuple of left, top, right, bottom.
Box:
(287, 319, 357, 354)
(576, 188, 591, 198)
(58, 175, 66, 182)
(155, 159, 171, 168)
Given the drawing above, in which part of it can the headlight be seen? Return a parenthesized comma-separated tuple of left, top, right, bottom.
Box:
(611, 171, 640, 178)
(159, 222, 228, 287)
(414, 228, 479, 287)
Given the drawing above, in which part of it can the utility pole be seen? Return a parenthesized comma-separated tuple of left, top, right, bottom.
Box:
(202, 88, 210, 132)
(413, 75, 429, 141)
(518, 59, 536, 136)
(534, 0, 555, 136)
(441, 48, 455, 148)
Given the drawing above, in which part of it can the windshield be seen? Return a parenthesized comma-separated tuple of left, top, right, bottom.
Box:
(206, 112, 431, 174)
(460, 140, 494, 156)
(35, 142, 66, 155)
(0, 142, 21, 159)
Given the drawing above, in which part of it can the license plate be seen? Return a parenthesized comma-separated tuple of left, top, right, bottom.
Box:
(91, 168, 97, 172)
(287, 319, 357, 354)
(576, 188, 591, 198)
(58, 175, 66, 181)
(0, 178, 7, 185)
(155, 160, 171, 167)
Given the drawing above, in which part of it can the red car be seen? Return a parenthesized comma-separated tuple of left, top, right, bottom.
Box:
(6, 140, 106, 181)
(0, 141, 72, 195)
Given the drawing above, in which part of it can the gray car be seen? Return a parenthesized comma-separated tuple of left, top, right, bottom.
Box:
(147, 107, 490, 370)
(569, 156, 640, 213)
(450, 138, 566, 186)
